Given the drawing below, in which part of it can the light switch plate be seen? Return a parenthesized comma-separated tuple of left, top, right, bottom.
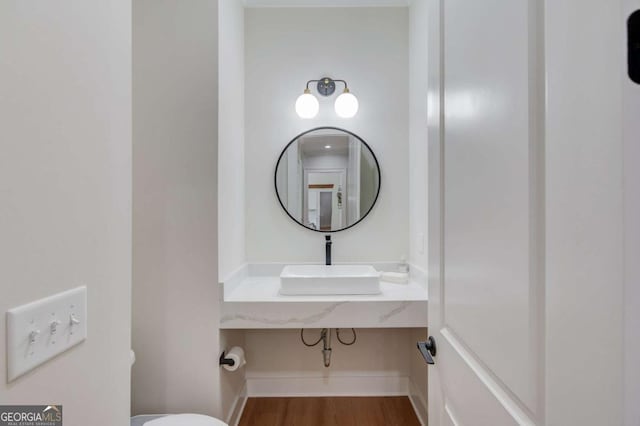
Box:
(6, 286, 87, 382)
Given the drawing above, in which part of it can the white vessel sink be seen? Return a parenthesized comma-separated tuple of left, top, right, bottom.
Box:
(279, 265, 381, 295)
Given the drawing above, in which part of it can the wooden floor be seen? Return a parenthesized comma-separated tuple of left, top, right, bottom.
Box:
(238, 396, 421, 426)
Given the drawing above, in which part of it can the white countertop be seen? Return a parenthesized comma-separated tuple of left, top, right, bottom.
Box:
(220, 263, 428, 329)
(225, 275, 427, 302)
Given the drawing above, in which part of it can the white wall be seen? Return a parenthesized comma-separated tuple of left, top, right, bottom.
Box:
(545, 0, 625, 424)
(219, 0, 247, 281)
(409, 328, 428, 420)
(303, 153, 349, 170)
(132, 0, 221, 417)
(240, 7, 426, 404)
(245, 7, 409, 263)
(407, 0, 430, 417)
(244, 329, 412, 389)
(218, 0, 247, 422)
(218, 329, 245, 423)
(409, 0, 429, 272)
(0, 2, 132, 425)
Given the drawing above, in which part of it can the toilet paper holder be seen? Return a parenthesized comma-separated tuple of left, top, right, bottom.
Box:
(219, 351, 235, 367)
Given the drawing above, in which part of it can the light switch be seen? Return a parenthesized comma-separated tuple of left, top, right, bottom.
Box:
(6, 286, 87, 382)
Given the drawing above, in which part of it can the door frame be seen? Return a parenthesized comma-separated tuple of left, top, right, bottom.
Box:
(303, 168, 347, 230)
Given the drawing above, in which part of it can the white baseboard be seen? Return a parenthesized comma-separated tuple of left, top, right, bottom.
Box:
(226, 383, 248, 426)
(246, 375, 410, 397)
(409, 380, 428, 426)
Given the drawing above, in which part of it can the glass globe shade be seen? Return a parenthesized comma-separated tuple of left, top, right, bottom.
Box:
(334, 91, 359, 118)
(295, 92, 319, 119)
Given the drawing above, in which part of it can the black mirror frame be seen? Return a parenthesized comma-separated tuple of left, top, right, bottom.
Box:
(274, 126, 382, 233)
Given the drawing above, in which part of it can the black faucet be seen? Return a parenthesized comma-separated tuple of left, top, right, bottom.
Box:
(325, 235, 332, 265)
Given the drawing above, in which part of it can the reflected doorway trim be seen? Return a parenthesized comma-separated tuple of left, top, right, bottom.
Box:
(303, 168, 347, 232)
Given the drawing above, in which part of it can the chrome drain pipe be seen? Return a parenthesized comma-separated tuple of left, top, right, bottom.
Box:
(321, 328, 332, 367)
(301, 328, 357, 368)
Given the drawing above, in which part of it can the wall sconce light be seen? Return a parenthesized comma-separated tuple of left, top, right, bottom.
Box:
(295, 77, 359, 119)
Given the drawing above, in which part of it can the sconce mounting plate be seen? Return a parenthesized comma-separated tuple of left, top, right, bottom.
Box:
(317, 78, 336, 96)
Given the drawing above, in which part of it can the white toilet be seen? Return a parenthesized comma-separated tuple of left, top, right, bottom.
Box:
(129, 353, 228, 426)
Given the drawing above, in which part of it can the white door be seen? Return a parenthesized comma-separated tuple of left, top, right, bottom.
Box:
(426, 1, 543, 424)
(425, 0, 626, 425)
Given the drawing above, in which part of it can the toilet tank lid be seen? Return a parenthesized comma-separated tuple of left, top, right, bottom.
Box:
(144, 414, 228, 426)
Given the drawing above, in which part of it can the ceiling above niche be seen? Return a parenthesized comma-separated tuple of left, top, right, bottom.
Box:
(245, 0, 410, 7)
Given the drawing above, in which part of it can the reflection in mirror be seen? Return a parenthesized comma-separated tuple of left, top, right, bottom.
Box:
(275, 127, 380, 232)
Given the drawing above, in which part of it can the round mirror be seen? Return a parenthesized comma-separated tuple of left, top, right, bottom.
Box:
(275, 127, 381, 232)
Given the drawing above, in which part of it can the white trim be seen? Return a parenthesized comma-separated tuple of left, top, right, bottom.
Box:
(408, 380, 428, 426)
(246, 375, 410, 397)
(221, 262, 249, 285)
(226, 383, 248, 426)
(230, 262, 413, 279)
(409, 263, 428, 289)
(440, 328, 536, 426)
(303, 167, 347, 230)
(444, 403, 461, 426)
(244, 1, 409, 8)
(221, 263, 249, 301)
